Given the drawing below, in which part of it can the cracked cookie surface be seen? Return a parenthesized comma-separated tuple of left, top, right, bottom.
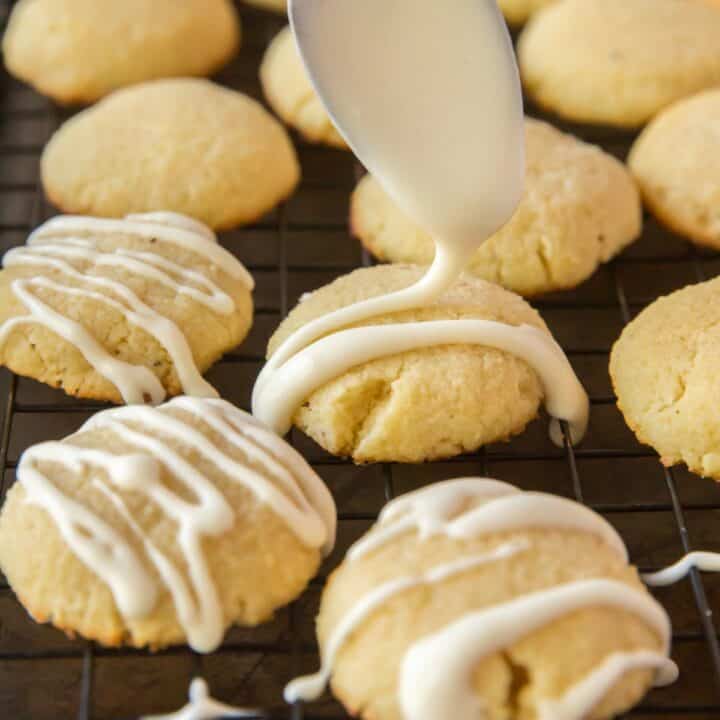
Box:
(268, 265, 550, 463)
(260, 26, 348, 149)
(610, 277, 720, 480)
(351, 118, 640, 297)
(3, 0, 240, 104)
(41, 78, 300, 230)
(629, 89, 720, 249)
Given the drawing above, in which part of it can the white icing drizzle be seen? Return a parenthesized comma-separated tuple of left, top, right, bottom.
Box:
(399, 579, 676, 720)
(143, 678, 257, 720)
(19, 397, 335, 652)
(285, 478, 676, 718)
(254, 2, 589, 448)
(1, 212, 253, 404)
(643, 551, 720, 587)
(284, 539, 529, 703)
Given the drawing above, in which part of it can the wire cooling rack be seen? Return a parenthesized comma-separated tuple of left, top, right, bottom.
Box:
(1, 2, 720, 718)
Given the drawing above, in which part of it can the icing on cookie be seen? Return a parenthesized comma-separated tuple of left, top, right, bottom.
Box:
(1, 212, 253, 404)
(254, 1, 589, 446)
(18, 397, 335, 653)
(285, 478, 677, 717)
(143, 678, 256, 720)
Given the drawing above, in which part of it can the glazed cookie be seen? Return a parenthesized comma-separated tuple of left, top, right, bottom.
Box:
(518, 0, 720, 128)
(261, 26, 348, 149)
(0, 397, 336, 651)
(245, 0, 286, 12)
(0, 212, 253, 404)
(498, 0, 558, 26)
(256, 264, 587, 463)
(629, 90, 720, 249)
(41, 78, 300, 230)
(351, 119, 641, 297)
(610, 277, 720, 480)
(286, 478, 676, 720)
(2, 0, 240, 104)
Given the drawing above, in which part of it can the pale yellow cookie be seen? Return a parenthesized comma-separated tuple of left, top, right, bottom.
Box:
(0, 397, 336, 650)
(518, 0, 720, 128)
(245, 0, 286, 12)
(267, 265, 553, 463)
(629, 89, 720, 249)
(41, 78, 300, 230)
(352, 119, 641, 297)
(498, 0, 558, 26)
(261, 26, 348, 149)
(611, 277, 720, 480)
(2, 0, 241, 104)
(0, 212, 253, 404)
(306, 478, 668, 720)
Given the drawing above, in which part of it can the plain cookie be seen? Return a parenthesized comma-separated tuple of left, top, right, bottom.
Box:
(2, 0, 241, 104)
(296, 478, 670, 720)
(518, 0, 720, 128)
(611, 277, 720, 481)
(0, 212, 254, 404)
(0, 397, 336, 650)
(41, 78, 300, 230)
(629, 89, 720, 249)
(352, 118, 641, 296)
(261, 26, 348, 148)
(267, 265, 555, 463)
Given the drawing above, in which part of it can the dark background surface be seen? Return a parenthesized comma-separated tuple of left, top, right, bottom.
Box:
(1, 1, 720, 718)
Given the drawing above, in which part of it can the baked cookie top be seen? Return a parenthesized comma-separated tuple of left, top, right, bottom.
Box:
(518, 0, 720, 127)
(0, 397, 336, 651)
(0, 212, 253, 404)
(3, 0, 241, 104)
(351, 118, 641, 296)
(261, 264, 586, 463)
(629, 89, 720, 249)
(261, 26, 348, 149)
(610, 276, 720, 480)
(287, 477, 675, 720)
(41, 78, 300, 230)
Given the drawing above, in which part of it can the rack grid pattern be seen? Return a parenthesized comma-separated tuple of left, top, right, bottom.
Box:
(1, 2, 720, 718)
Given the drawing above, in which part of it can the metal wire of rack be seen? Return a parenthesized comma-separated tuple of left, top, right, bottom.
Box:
(1, 2, 720, 718)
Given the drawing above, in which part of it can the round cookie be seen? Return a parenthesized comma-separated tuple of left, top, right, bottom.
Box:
(629, 90, 720, 249)
(518, 0, 720, 128)
(0, 212, 254, 404)
(286, 478, 675, 720)
(351, 119, 641, 297)
(610, 277, 720, 480)
(41, 78, 300, 230)
(267, 265, 554, 463)
(245, 0, 286, 12)
(498, 0, 558, 26)
(261, 26, 348, 149)
(0, 397, 336, 651)
(2, 0, 241, 104)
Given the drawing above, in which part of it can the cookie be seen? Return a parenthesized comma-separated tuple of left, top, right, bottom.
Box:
(245, 0, 286, 12)
(0, 397, 336, 651)
(261, 265, 585, 463)
(0, 212, 253, 404)
(629, 90, 720, 249)
(498, 0, 558, 25)
(2, 0, 241, 104)
(518, 0, 720, 128)
(41, 78, 300, 230)
(286, 477, 676, 720)
(610, 277, 720, 480)
(261, 26, 348, 149)
(351, 119, 641, 297)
